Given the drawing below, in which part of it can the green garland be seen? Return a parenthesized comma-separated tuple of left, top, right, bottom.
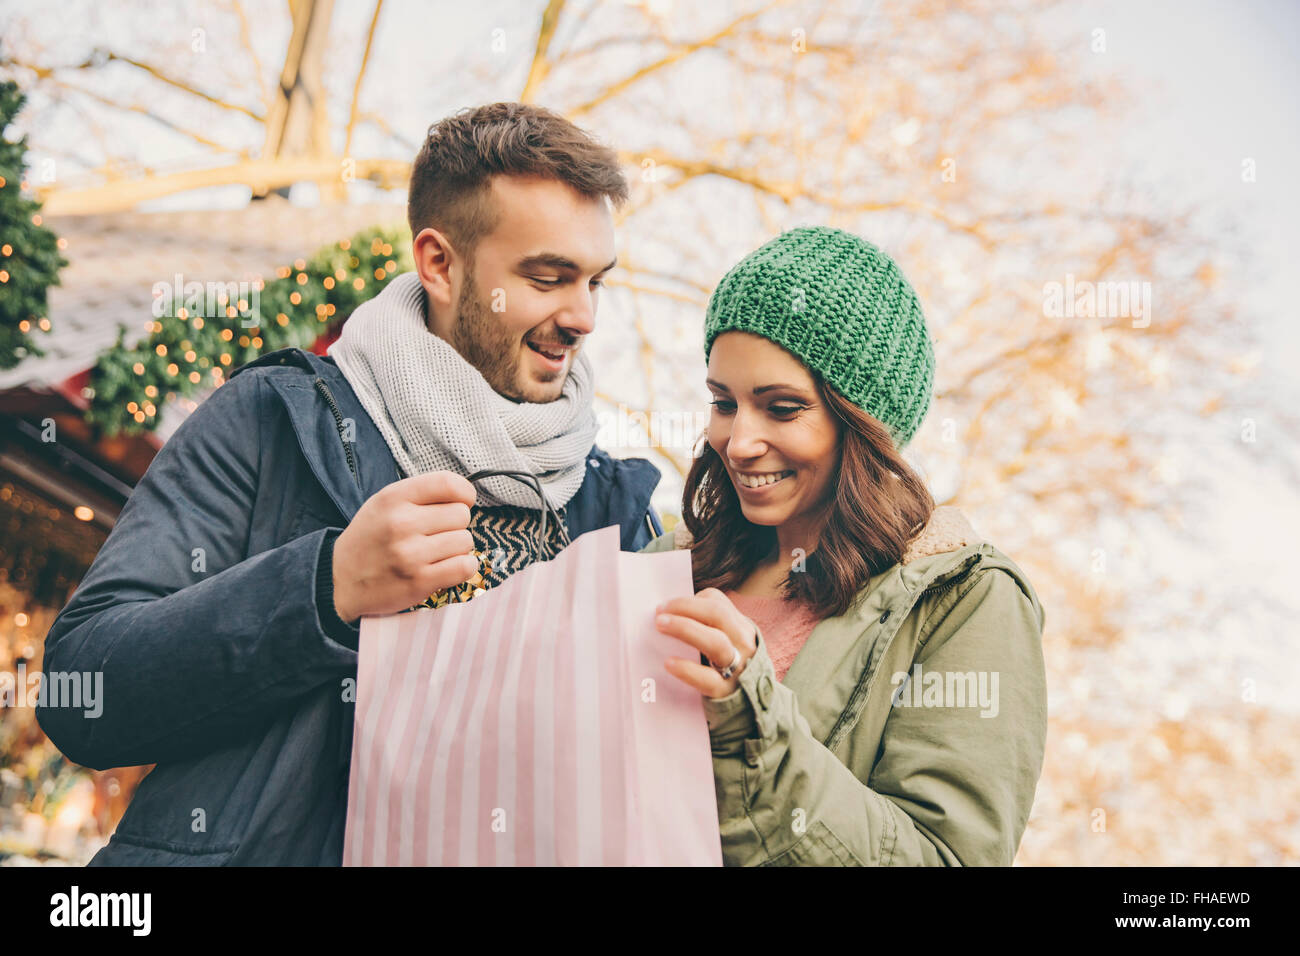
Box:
(86, 224, 412, 437)
(0, 80, 69, 371)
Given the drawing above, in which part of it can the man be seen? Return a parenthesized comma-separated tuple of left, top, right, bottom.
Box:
(36, 103, 662, 865)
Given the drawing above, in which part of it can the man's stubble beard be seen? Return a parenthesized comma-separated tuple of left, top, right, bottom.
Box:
(451, 271, 570, 403)
(451, 271, 523, 400)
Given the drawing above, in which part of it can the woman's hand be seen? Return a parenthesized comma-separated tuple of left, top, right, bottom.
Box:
(656, 588, 759, 699)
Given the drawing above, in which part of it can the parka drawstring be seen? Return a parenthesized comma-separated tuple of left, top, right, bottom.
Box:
(313, 377, 361, 490)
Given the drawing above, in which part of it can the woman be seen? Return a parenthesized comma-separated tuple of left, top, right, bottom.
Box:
(642, 226, 1047, 866)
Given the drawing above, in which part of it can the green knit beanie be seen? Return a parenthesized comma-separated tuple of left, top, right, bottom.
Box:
(704, 226, 935, 448)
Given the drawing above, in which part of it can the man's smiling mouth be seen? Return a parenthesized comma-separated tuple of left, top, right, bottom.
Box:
(527, 341, 569, 361)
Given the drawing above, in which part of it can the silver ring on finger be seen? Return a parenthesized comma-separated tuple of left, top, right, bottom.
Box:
(712, 646, 742, 680)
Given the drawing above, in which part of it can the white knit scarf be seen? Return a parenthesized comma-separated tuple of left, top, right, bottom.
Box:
(327, 272, 598, 510)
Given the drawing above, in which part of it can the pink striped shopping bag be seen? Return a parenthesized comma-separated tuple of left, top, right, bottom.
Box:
(342, 524, 723, 866)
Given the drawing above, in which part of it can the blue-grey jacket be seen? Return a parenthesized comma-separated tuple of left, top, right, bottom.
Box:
(36, 347, 662, 865)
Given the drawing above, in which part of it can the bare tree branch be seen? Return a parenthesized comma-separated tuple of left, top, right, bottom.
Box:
(567, 0, 782, 117)
(520, 0, 567, 103)
(357, 110, 421, 153)
(593, 392, 691, 480)
(39, 78, 250, 160)
(614, 262, 714, 297)
(230, 0, 273, 110)
(38, 157, 409, 215)
(3, 49, 268, 122)
(624, 148, 995, 247)
(344, 0, 385, 158)
(97, 50, 265, 120)
(561, 32, 668, 62)
(605, 281, 707, 307)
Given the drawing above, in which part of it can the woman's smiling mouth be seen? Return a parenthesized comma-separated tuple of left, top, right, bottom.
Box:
(735, 469, 795, 490)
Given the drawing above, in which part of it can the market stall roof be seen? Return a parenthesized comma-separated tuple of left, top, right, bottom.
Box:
(0, 197, 406, 398)
(0, 198, 406, 487)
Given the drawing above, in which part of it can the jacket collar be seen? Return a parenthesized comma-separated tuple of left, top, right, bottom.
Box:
(231, 348, 392, 522)
(900, 505, 978, 565)
(889, 507, 1040, 616)
(230, 347, 660, 536)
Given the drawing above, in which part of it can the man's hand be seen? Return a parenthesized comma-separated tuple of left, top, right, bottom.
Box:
(332, 471, 479, 623)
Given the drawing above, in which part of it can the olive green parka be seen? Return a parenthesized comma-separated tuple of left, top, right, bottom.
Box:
(640, 506, 1047, 866)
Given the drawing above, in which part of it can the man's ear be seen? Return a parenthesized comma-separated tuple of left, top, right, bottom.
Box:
(413, 226, 459, 314)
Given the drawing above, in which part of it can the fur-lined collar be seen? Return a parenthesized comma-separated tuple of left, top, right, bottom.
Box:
(663, 505, 979, 564)
(900, 506, 979, 564)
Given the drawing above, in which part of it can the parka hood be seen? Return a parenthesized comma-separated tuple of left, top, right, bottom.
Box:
(901, 506, 979, 564)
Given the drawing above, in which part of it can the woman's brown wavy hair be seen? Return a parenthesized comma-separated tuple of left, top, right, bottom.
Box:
(681, 371, 935, 620)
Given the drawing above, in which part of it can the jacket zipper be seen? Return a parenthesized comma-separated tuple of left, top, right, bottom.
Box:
(313, 377, 361, 489)
(923, 576, 965, 598)
(920, 551, 983, 597)
(824, 554, 982, 751)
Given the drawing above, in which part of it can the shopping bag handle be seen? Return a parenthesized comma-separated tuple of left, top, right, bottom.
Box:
(463, 468, 562, 563)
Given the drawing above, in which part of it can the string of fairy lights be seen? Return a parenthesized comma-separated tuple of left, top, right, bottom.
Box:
(85, 225, 412, 437)
(1, 191, 69, 334)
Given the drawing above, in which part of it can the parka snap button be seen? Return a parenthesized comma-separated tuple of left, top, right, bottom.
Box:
(879, 610, 891, 624)
(757, 674, 774, 710)
(589, 458, 600, 467)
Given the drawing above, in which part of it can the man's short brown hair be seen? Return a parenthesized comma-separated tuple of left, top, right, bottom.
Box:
(407, 102, 629, 257)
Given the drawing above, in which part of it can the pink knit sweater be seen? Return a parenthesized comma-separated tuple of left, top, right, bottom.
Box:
(724, 590, 821, 682)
